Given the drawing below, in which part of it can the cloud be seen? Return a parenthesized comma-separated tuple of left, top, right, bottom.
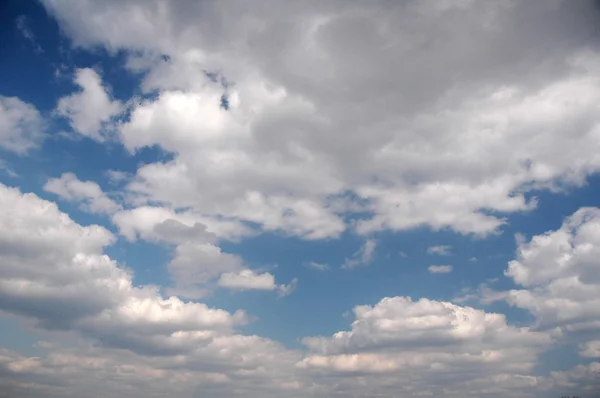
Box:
(342, 239, 377, 269)
(111, 205, 291, 298)
(0, 184, 311, 395)
(505, 207, 600, 345)
(56, 68, 122, 141)
(0, 159, 18, 178)
(0, 96, 45, 154)
(0, 183, 249, 355)
(15, 15, 43, 53)
(6, 0, 600, 396)
(453, 282, 508, 305)
(44, 172, 122, 214)
(39, 1, 600, 238)
(426, 245, 452, 256)
(112, 206, 251, 243)
(298, 296, 552, 396)
(427, 265, 453, 274)
(307, 261, 329, 271)
(579, 340, 600, 358)
(218, 269, 296, 297)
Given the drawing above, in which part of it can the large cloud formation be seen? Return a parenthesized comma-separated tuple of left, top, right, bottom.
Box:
(1, 0, 600, 397)
(44, 0, 600, 239)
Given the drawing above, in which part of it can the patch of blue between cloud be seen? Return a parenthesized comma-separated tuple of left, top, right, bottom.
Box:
(220, 93, 229, 110)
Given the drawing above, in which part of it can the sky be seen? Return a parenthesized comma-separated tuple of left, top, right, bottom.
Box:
(0, 0, 600, 397)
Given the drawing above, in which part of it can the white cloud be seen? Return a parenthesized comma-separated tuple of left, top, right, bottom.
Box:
(0, 96, 45, 154)
(428, 265, 453, 274)
(44, 172, 121, 214)
(16, 15, 43, 53)
(38, 0, 600, 241)
(307, 261, 329, 271)
(7, 0, 600, 396)
(298, 296, 551, 396)
(112, 206, 251, 243)
(112, 206, 290, 298)
(579, 340, 600, 358)
(505, 207, 600, 342)
(56, 68, 122, 141)
(218, 269, 296, 297)
(219, 270, 276, 291)
(342, 239, 377, 269)
(426, 245, 452, 256)
(0, 183, 248, 353)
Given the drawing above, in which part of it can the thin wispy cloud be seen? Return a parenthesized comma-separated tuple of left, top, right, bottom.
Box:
(428, 265, 453, 274)
(427, 245, 452, 256)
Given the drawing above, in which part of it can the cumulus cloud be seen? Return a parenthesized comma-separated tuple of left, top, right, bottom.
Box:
(44, 172, 122, 214)
(505, 207, 600, 345)
(0, 96, 45, 154)
(112, 206, 292, 298)
(428, 265, 453, 274)
(0, 183, 248, 354)
(579, 340, 600, 358)
(56, 68, 122, 141)
(4, 0, 600, 396)
(39, 0, 600, 240)
(298, 296, 552, 396)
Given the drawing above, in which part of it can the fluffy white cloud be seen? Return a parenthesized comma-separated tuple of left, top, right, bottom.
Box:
(40, 0, 600, 239)
(428, 265, 453, 274)
(112, 206, 293, 298)
(56, 68, 122, 141)
(298, 296, 552, 397)
(112, 206, 251, 243)
(505, 208, 600, 342)
(44, 172, 121, 214)
(0, 96, 45, 154)
(7, 0, 600, 396)
(0, 183, 248, 355)
(427, 245, 452, 256)
(218, 270, 277, 291)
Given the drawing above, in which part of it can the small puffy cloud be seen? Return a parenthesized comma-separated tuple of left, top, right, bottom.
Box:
(218, 269, 295, 295)
(426, 245, 452, 256)
(579, 340, 600, 358)
(427, 265, 453, 274)
(56, 68, 122, 141)
(342, 239, 377, 269)
(44, 172, 121, 214)
(277, 278, 298, 297)
(0, 96, 45, 154)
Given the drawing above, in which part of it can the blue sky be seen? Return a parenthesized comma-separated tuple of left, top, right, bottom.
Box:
(1, 1, 600, 397)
